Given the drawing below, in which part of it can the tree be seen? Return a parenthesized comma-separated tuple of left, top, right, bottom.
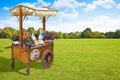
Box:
(92, 32, 106, 38)
(68, 32, 74, 39)
(81, 28, 92, 38)
(27, 27, 36, 34)
(99, 33, 106, 38)
(92, 31, 100, 38)
(63, 33, 68, 39)
(2, 27, 17, 38)
(114, 29, 120, 38)
(74, 32, 81, 38)
(105, 31, 115, 38)
(68, 32, 81, 39)
(0, 28, 2, 38)
(57, 32, 63, 39)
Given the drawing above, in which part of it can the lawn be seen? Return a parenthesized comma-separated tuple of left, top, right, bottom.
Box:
(0, 39, 120, 80)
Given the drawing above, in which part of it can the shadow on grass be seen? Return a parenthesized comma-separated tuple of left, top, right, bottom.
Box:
(0, 49, 4, 52)
(0, 57, 43, 75)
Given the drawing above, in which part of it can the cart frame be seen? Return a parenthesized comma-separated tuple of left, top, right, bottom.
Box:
(5, 5, 57, 75)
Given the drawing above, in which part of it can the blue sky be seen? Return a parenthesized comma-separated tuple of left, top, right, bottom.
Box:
(0, 0, 120, 32)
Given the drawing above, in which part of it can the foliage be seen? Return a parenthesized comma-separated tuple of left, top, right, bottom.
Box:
(27, 27, 36, 34)
(63, 33, 68, 39)
(22, 32, 34, 48)
(99, 33, 106, 38)
(92, 31, 100, 38)
(0, 27, 17, 38)
(114, 29, 120, 38)
(74, 32, 81, 38)
(57, 32, 63, 39)
(45, 31, 58, 40)
(23, 38, 34, 47)
(68, 32, 74, 39)
(81, 28, 92, 38)
(11, 34, 19, 41)
(105, 31, 115, 38)
(0, 27, 120, 39)
(81, 28, 106, 38)
(0, 28, 2, 38)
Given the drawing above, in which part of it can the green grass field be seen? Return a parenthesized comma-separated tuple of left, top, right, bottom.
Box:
(0, 39, 120, 80)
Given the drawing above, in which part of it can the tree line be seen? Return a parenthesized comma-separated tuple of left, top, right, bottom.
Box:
(0, 27, 120, 39)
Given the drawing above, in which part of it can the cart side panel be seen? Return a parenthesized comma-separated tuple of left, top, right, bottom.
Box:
(12, 46, 29, 63)
(12, 46, 20, 60)
(20, 51, 29, 63)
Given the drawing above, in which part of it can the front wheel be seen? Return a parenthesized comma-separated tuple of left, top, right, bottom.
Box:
(41, 49, 54, 68)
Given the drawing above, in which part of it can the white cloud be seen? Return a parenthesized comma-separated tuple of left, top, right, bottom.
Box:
(84, 4, 96, 12)
(58, 8, 79, 21)
(0, 17, 18, 29)
(19, 0, 51, 8)
(2, 7, 10, 10)
(37, 0, 51, 6)
(1, 0, 53, 30)
(91, 15, 120, 32)
(0, 15, 120, 33)
(93, 0, 116, 8)
(94, 15, 111, 22)
(19, 3, 36, 8)
(52, 0, 86, 9)
(48, 15, 120, 33)
(52, 0, 85, 21)
(84, 0, 116, 12)
(52, 0, 116, 12)
(1, 0, 120, 33)
(0, 17, 42, 30)
(116, 4, 120, 9)
(23, 18, 42, 30)
(33, 0, 51, 7)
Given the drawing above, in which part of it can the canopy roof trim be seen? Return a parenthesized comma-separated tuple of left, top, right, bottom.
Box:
(10, 5, 57, 17)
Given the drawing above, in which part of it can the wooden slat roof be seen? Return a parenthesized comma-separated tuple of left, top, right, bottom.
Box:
(10, 5, 57, 17)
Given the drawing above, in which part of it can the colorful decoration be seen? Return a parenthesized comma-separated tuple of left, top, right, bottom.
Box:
(30, 49, 40, 61)
(31, 33, 44, 45)
(31, 28, 45, 45)
(39, 28, 45, 39)
(12, 41, 19, 46)
(23, 32, 34, 49)
(45, 31, 58, 40)
(41, 29, 45, 39)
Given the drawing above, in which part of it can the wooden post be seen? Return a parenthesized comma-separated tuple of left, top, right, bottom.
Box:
(19, 5, 23, 47)
(26, 62, 30, 75)
(42, 17, 46, 32)
(11, 44, 15, 69)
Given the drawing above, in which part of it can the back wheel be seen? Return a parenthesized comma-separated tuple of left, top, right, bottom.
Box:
(41, 49, 54, 68)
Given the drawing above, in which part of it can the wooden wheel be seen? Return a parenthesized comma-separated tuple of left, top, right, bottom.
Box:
(41, 49, 54, 68)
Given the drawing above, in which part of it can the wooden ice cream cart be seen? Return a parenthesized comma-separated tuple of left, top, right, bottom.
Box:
(5, 5, 57, 75)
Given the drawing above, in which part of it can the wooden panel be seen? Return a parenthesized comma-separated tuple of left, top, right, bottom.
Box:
(34, 13, 56, 17)
(12, 46, 29, 63)
(12, 12, 33, 16)
(12, 46, 20, 60)
(12, 42, 53, 63)
(20, 51, 29, 63)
